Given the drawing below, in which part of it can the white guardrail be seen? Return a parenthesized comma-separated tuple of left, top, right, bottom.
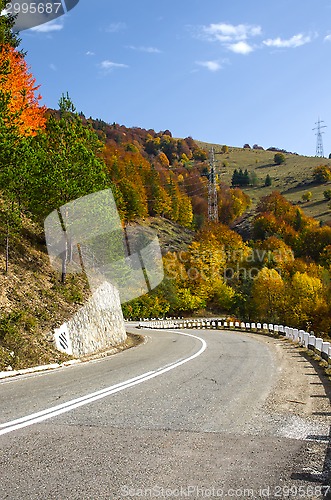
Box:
(135, 318, 331, 363)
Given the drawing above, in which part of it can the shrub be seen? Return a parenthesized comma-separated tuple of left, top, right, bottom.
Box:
(324, 189, 331, 201)
(313, 165, 331, 184)
(302, 191, 312, 202)
(249, 171, 259, 186)
(274, 153, 286, 165)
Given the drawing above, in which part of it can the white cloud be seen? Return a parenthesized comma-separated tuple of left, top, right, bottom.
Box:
(202, 22, 262, 43)
(263, 33, 312, 48)
(100, 60, 129, 71)
(127, 45, 161, 53)
(29, 19, 64, 33)
(86, 51, 95, 56)
(227, 41, 254, 54)
(106, 22, 126, 33)
(196, 60, 223, 72)
(196, 22, 261, 55)
(324, 34, 331, 42)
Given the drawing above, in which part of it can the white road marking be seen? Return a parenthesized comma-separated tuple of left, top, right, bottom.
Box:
(0, 331, 206, 436)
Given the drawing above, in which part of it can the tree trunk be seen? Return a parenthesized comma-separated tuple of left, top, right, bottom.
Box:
(5, 233, 9, 274)
(61, 238, 68, 284)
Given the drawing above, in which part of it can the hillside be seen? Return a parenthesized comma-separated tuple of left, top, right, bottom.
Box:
(0, 210, 91, 370)
(0, 207, 195, 370)
(197, 141, 331, 223)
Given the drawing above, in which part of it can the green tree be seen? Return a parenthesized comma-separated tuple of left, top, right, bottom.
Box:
(31, 94, 107, 282)
(243, 168, 250, 186)
(31, 94, 106, 215)
(265, 174, 272, 186)
(0, 0, 21, 49)
(249, 171, 259, 186)
(231, 169, 239, 186)
(0, 88, 37, 272)
(118, 179, 148, 220)
(237, 168, 244, 186)
(274, 153, 286, 165)
(221, 145, 229, 154)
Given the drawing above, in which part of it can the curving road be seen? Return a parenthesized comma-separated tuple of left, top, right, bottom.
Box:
(0, 327, 330, 499)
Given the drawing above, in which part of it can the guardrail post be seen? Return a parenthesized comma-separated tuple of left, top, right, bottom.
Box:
(315, 338, 323, 353)
(308, 334, 316, 350)
(321, 342, 331, 361)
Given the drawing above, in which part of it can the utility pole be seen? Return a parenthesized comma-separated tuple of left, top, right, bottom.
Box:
(208, 147, 218, 222)
(313, 118, 327, 157)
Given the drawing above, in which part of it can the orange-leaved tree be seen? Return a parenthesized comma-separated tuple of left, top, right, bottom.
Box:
(0, 44, 46, 136)
(0, 43, 45, 271)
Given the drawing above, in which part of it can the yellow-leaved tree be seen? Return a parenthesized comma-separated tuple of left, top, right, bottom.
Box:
(285, 272, 329, 332)
(252, 267, 285, 322)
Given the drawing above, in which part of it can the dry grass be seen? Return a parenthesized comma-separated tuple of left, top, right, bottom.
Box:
(0, 213, 91, 370)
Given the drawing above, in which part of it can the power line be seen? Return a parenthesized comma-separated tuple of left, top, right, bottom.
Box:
(313, 118, 327, 157)
(208, 147, 218, 222)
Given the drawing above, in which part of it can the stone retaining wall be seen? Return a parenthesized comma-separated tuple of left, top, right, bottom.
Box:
(54, 281, 126, 357)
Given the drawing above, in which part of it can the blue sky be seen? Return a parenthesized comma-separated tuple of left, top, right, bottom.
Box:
(17, 0, 331, 156)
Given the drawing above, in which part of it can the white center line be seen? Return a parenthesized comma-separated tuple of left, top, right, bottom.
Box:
(0, 331, 207, 436)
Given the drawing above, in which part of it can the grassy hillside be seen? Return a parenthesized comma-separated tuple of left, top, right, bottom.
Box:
(197, 142, 331, 223)
(127, 217, 195, 254)
(0, 209, 93, 370)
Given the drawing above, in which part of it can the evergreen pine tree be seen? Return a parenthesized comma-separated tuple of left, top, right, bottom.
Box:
(243, 169, 250, 186)
(265, 174, 272, 187)
(0, 0, 21, 49)
(231, 169, 239, 186)
(238, 168, 244, 186)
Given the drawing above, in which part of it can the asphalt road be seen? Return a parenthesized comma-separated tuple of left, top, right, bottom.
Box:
(0, 327, 330, 499)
